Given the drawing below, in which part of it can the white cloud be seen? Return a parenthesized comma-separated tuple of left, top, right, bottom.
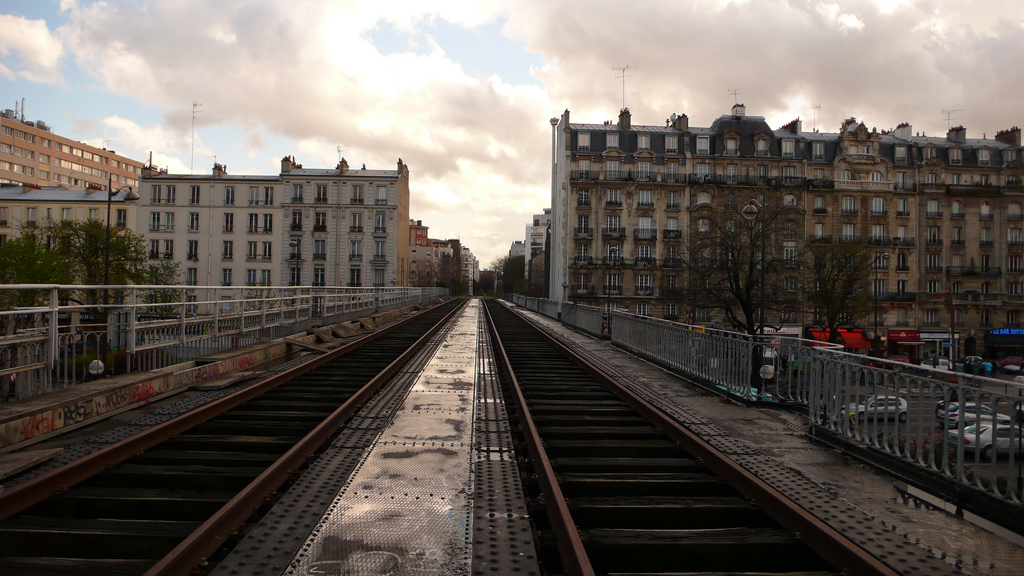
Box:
(0, 14, 65, 84)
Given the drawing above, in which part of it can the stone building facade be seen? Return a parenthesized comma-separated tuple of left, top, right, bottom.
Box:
(551, 105, 1024, 357)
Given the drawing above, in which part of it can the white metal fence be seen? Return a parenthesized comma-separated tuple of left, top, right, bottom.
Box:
(505, 294, 1024, 505)
(0, 284, 448, 402)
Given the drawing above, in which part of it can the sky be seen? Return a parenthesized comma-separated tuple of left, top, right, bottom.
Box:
(1, 0, 1023, 268)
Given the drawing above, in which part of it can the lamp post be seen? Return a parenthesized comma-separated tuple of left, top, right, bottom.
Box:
(104, 173, 139, 304)
(741, 198, 766, 335)
(872, 251, 890, 356)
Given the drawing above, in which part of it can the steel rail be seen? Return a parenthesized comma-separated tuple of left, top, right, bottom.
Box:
(146, 298, 466, 576)
(483, 302, 596, 576)
(505, 301, 900, 576)
(0, 300, 458, 527)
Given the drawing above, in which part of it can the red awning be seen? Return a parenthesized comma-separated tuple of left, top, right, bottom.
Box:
(840, 331, 872, 349)
(887, 330, 926, 346)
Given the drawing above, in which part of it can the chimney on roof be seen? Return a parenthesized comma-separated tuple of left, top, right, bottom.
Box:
(732, 103, 745, 117)
(281, 155, 295, 173)
(894, 122, 912, 140)
(947, 125, 967, 144)
(618, 108, 631, 131)
(781, 118, 802, 135)
(212, 163, 227, 177)
(996, 127, 1021, 146)
(672, 113, 688, 131)
(337, 157, 349, 174)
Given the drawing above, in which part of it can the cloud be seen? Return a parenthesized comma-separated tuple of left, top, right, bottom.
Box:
(0, 14, 65, 84)
(32, 0, 1024, 267)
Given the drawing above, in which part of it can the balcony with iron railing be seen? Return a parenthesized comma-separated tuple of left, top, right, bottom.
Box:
(867, 236, 893, 246)
(812, 207, 828, 214)
(350, 198, 364, 205)
(838, 235, 862, 244)
(603, 285, 623, 295)
(604, 199, 623, 209)
(885, 291, 918, 302)
(291, 195, 304, 203)
(635, 287, 654, 296)
(187, 253, 199, 261)
(376, 198, 388, 205)
(313, 253, 326, 261)
(573, 227, 594, 239)
(290, 222, 303, 231)
(287, 253, 302, 261)
(571, 256, 593, 267)
(870, 209, 888, 217)
(602, 227, 626, 239)
(924, 265, 944, 273)
(896, 210, 911, 217)
(634, 228, 657, 240)
(665, 201, 681, 211)
(834, 180, 894, 192)
(925, 211, 943, 219)
(840, 208, 858, 216)
(350, 225, 364, 233)
(951, 238, 965, 246)
(951, 212, 965, 219)
(662, 229, 682, 240)
(926, 237, 943, 245)
(374, 226, 387, 234)
(576, 198, 592, 209)
(313, 223, 328, 232)
(634, 257, 657, 269)
(661, 257, 683, 268)
(946, 266, 1002, 276)
(602, 256, 624, 267)
(371, 253, 388, 263)
(349, 253, 363, 261)
(1009, 213, 1024, 221)
(948, 184, 1003, 196)
(895, 264, 910, 272)
(570, 170, 599, 181)
(571, 285, 597, 296)
(810, 235, 833, 243)
(1009, 240, 1024, 247)
(314, 195, 328, 204)
(980, 240, 995, 247)
(636, 200, 655, 210)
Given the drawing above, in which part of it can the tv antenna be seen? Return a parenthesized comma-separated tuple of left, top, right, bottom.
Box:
(941, 108, 963, 130)
(807, 104, 821, 131)
(191, 101, 202, 174)
(337, 145, 348, 163)
(612, 65, 636, 110)
(727, 88, 743, 104)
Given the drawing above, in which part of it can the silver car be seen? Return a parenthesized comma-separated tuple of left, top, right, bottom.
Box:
(847, 395, 908, 422)
(936, 402, 1012, 428)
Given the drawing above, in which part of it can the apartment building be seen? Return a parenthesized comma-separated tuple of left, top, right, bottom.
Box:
(552, 105, 1024, 357)
(138, 157, 410, 291)
(0, 184, 140, 246)
(1, 110, 143, 190)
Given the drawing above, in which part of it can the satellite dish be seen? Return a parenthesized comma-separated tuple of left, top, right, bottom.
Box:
(670, 113, 677, 121)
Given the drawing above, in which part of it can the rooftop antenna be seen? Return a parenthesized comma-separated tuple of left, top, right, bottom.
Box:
(942, 108, 963, 130)
(20, 98, 25, 122)
(807, 104, 821, 132)
(612, 65, 636, 110)
(191, 101, 202, 175)
(727, 88, 743, 104)
(337, 145, 348, 163)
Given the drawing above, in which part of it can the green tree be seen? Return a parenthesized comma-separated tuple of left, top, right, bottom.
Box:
(0, 232, 70, 334)
(806, 241, 873, 344)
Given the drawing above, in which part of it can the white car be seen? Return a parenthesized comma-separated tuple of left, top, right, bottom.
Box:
(847, 395, 908, 422)
(921, 356, 952, 371)
(947, 424, 1024, 458)
(936, 402, 1013, 428)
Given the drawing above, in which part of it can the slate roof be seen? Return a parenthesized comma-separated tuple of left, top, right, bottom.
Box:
(0, 186, 137, 202)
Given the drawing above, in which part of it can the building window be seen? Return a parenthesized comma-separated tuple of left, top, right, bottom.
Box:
(375, 212, 387, 233)
(577, 132, 590, 150)
(186, 268, 197, 286)
(166, 184, 176, 203)
(187, 240, 199, 260)
(223, 240, 233, 260)
(376, 185, 388, 204)
(224, 212, 233, 232)
(842, 196, 857, 214)
(262, 241, 273, 259)
(696, 136, 709, 155)
(190, 185, 201, 205)
(949, 148, 962, 165)
(224, 186, 234, 205)
(812, 141, 824, 159)
(725, 138, 738, 155)
(637, 134, 650, 149)
(665, 135, 677, 153)
(188, 212, 200, 232)
(895, 146, 907, 164)
(247, 241, 258, 260)
(755, 139, 768, 156)
(315, 184, 328, 204)
(221, 268, 232, 286)
(606, 133, 619, 148)
(782, 139, 794, 157)
(924, 146, 935, 159)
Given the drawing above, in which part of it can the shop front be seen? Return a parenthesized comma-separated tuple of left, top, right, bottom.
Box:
(919, 331, 958, 360)
(886, 329, 926, 362)
(806, 328, 872, 353)
(984, 328, 1024, 358)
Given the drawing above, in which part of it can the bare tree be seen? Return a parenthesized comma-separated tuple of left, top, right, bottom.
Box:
(683, 192, 798, 335)
(806, 241, 873, 344)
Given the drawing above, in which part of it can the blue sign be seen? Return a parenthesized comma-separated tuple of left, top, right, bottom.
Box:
(991, 328, 1024, 336)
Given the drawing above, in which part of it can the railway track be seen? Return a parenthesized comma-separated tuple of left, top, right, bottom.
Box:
(483, 299, 897, 576)
(0, 298, 464, 576)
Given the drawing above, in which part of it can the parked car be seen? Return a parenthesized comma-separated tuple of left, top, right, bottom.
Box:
(1000, 356, 1024, 373)
(887, 355, 911, 364)
(920, 356, 952, 370)
(947, 424, 1024, 458)
(935, 402, 1013, 428)
(847, 395, 908, 422)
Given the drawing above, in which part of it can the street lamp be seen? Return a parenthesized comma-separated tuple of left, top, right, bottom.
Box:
(741, 198, 766, 335)
(872, 251, 890, 357)
(104, 173, 139, 307)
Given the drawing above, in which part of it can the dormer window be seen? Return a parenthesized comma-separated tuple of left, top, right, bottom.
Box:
(756, 139, 768, 156)
(696, 136, 710, 155)
(578, 132, 590, 151)
(1006, 149, 1017, 162)
(812, 142, 824, 159)
(949, 148, 962, 165)
(665, 135, 678, 153)
(725, 138, 738, 155)
(863, 145, 871, 154)
(782, 140, 795, 158)
(637, 134, 650, 149)
(924, 146, 936, 159)
(895, 145, 907, 164)
(978, 148, 990, 166)
(606, 133, 619, 148)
